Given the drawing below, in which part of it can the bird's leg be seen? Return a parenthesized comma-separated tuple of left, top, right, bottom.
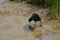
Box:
(29, 22, 31, 26)
(35, 21, 36, 28)
(40, 20, 42, 27)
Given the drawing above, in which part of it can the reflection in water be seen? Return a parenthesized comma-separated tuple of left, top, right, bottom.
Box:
(23, 24, 31, 32)
(23, 24, 42, 38)
(23, 24, 36, 32)
(32, 28, 42, 38)
(23, 24, 56, 39)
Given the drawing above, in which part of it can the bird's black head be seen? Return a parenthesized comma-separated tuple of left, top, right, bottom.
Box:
(28, 18, 32, 22)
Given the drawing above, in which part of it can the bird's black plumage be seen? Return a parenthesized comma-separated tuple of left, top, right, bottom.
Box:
(28, 13, 42, 27)
(29, 13, 41, 22)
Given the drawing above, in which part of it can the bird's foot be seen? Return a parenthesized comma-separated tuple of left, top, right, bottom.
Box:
(39, 24, 42, 27)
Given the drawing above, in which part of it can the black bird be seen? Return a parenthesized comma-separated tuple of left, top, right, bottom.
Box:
(28, 13, 42, 27)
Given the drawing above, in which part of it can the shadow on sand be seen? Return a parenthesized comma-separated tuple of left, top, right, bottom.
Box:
(23, 24, 35, 32)
(23, 24, 31, 32)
